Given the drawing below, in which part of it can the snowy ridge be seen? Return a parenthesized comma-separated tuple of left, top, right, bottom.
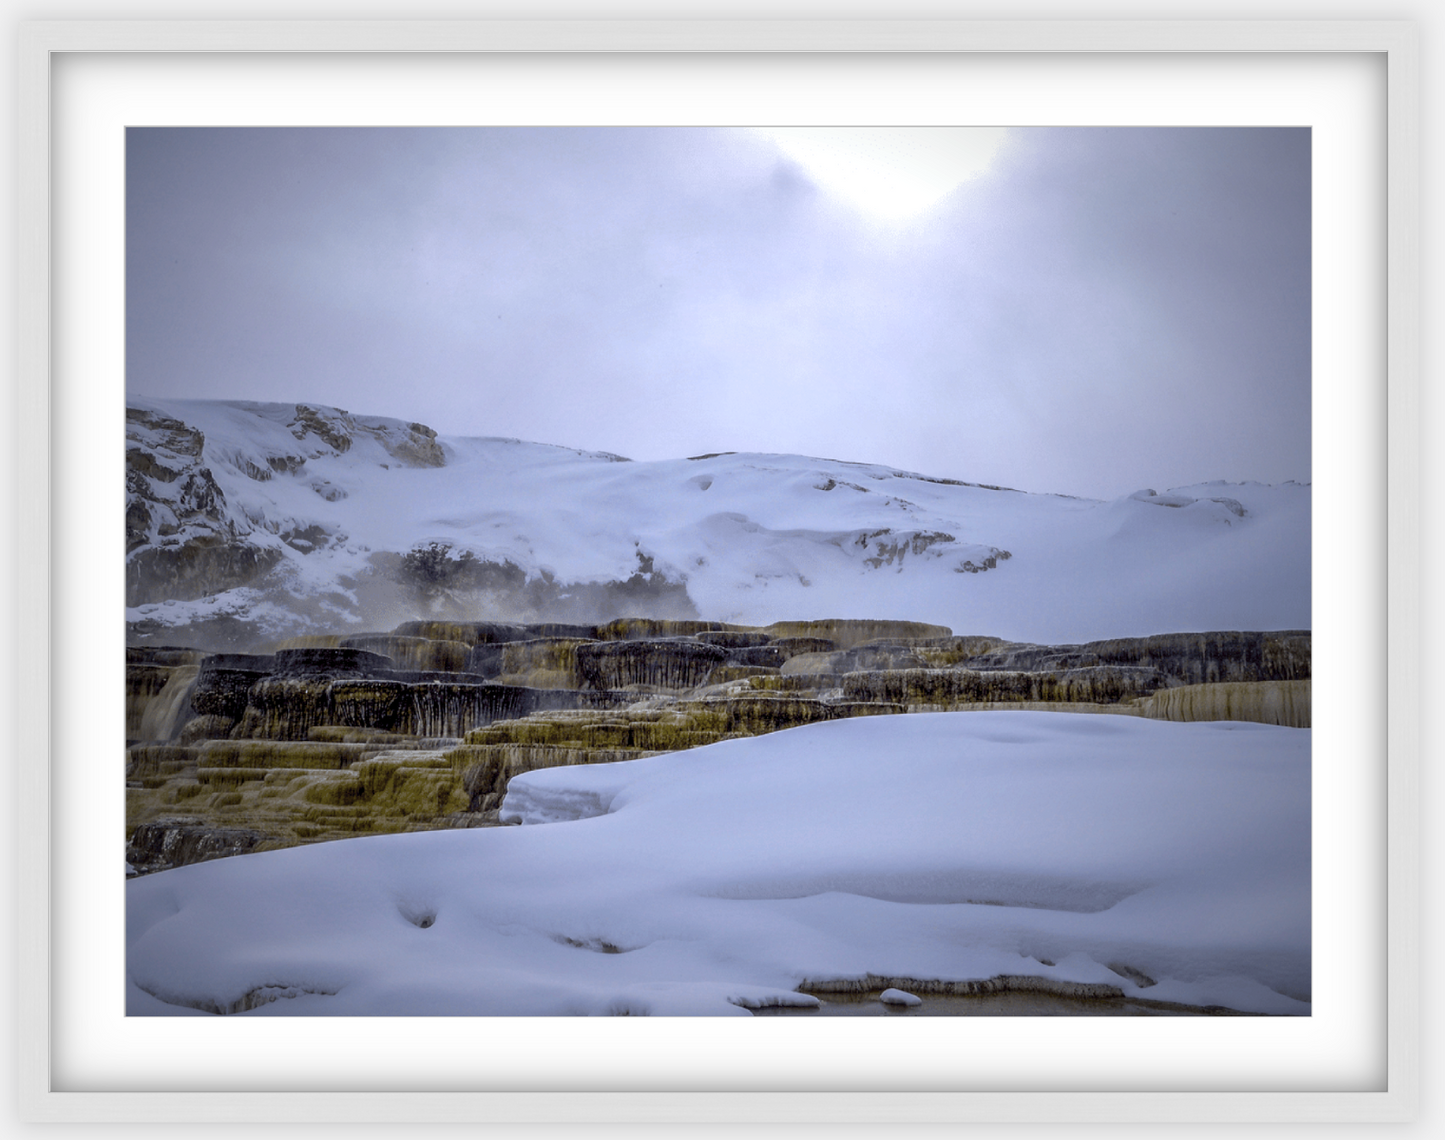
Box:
(125, 398, 1310, 646)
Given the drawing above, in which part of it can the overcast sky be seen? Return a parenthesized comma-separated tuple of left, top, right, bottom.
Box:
(127, 126, 1309, 499)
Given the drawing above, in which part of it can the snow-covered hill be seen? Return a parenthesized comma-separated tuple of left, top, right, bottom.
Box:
(126, 398, 1310, 648)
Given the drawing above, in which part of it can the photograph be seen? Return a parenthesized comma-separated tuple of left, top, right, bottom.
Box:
(122, 123, 1314, 1021)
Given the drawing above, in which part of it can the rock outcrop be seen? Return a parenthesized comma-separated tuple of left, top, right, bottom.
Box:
(125, 407, 284, 606)
(126, 819, 269, 877)
(574, 639, 729, 692)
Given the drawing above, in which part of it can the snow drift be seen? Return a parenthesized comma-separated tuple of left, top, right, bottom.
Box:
(127, 711, 1310, 1017)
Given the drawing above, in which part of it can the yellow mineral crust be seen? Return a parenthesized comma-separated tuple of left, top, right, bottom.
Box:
(1138, 680, 1310, 728)
(271, 634, 344, 650)
(339, 634, 472, 673)
(450, 743, 662, 810)
(594, 618, 743, 641)
(492, 638, 595, 688)
(126, 620, 1311, 874)
(760, 619, 953, 649)
(839, 667, 1165, 707)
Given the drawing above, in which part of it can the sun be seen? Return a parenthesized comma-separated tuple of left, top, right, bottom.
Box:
(751, 126, 1009, 222)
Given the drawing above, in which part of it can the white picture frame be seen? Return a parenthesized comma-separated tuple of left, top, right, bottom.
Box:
(13, 18, 1420, 1126)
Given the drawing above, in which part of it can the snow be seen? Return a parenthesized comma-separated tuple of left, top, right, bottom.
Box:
(123, 397, 1313, 1021)
(126, 711, 1310, 1017)
(126, 398, 1310, 643)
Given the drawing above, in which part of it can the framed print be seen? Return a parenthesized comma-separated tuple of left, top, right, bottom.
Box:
(15, 17, 1420, 1126)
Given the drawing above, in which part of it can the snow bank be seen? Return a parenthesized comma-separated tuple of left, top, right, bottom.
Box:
(127, 711, 1310, 1017)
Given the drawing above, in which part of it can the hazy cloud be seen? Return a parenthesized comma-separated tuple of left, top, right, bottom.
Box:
(128, 126, 1309, 498)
